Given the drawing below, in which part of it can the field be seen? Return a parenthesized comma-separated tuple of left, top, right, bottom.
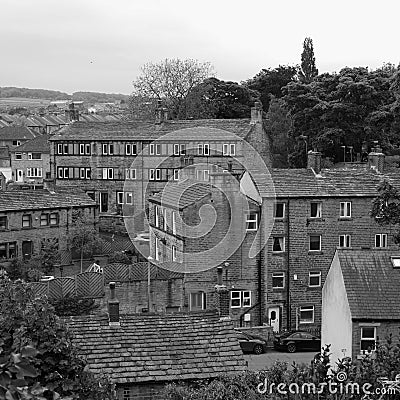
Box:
(0, 97, 51, 108)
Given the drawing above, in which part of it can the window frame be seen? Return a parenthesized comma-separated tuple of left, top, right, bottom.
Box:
(49, 213, 59, 226)
(172, 211, 176, 235)
(272, 236, 285, 253)
(299, 305, 314, 324)
(310, 202, 322, 218)
(340, 201, 352, 218)
(308, 271, 322, 287)
(189, 291, 206, 311)
(360, 326, 377, 353)
(40, 213, 48, 226)
(173, 169, 180, 181)
(125, 192, 133, 205)
(272, 272, 285, 289)
(375, 233, 388, 248)
(274, 202, 285, 219)
(230, 290, 241, 308)
(172, 245, 177, 261)
(243, 291, 251, 307)
(15, 152, 22, 160)
(309, 235, 322, 252)
(117, 192, 124, 205)
(22, 214, 32, 228)
(246, 212, 258, 231)
(339, 234, 351, 248)
(0, 216, 7, 230)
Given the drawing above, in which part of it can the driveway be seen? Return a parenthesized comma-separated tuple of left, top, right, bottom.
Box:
(244, 350, 316, 370)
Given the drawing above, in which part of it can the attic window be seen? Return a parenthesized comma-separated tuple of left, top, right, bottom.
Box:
(391, 257, 400, 268)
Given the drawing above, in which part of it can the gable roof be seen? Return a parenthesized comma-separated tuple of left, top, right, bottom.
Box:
(0, 126, 36, 140)
(149, 179, 211, 210)
(49, 119, 252, 141)
(258, 167, 400, 198)
(337, 248, 400, 320)
(0, 188, 96, 211)
(13, 134, 50, 153)
(67, 312, 246, 384)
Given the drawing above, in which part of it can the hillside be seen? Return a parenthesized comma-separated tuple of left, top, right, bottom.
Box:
(0, 87, 129, 103)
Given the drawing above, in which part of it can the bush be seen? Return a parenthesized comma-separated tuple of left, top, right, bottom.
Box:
(51, 295, 98, 316)
(108, 251, 131, 265)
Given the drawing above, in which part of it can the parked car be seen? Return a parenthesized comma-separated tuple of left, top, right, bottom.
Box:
(237, 331, 268, 355)
(274, 330, 321, 353)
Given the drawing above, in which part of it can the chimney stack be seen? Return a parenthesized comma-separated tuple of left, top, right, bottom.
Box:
(108, 282, 120, 326)
(368, 143, 385, 173)
(250, 101, 263, 125)
(155, 100, 168, 124)
(307, 150, 322, 174)
(214, 284, 230, 320)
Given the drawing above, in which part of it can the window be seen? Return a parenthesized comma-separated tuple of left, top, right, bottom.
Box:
(40, 214, 48, 226)
(27, 152, 41, 160)
(155, 237, 160, 261)
(22, 214, 31, 228)
(360, 327, 376, 353)
(309, 235, 321, 251)
(272, 237, 285, 252)
(180, 144, 186, 155)
(117, 192, 124, 204)
(149, 143, 155, 155)
(86, 168, 91, 179)
(102, 168, 114, 180)
(204, 143, 210, 156)
(340, 202, 352, 218)
(87, 192, 95, 201)
(15, 152, 22, 160)
(309, 271, 321, 287)
(63, 168, 69, 179)
(172, 211, 176, 235)
(310, 202, 322, 218)
(198, 143, 210, 155)
(223, 144, 229, 155)
(243, 291, 251, 307)
(125, 143, 132, 155)
(155, 206, 160, 227)
(172, 245, 177, 261)
(85, 143, 91, 155)
(63, 144, 68, 154)
(391, 257, 400, 268)
(79, 144, 85, 154)
(275, 203, 285, 219)
(57, 167, 63, 179)
(155, 144, 161, 155)
(126, 192, 133, 205)
(230, 291, 241, 308)
(27, 168, 42, 178)
(57, 144, 63, 154)
(173, 144, 180, 155)
(299, 306, 314, 323)
(246, 212, 258, 231)
(155, 169, 161, 180)
(80, 168, 85, 179)
(0, 242, 17, 259)
(102, 143, 113, 155)
(126, 168, 136, 180)
(190, 292, 206, 311)
(223, 143, 235, 156)
(49, 213, 59, 226)
(13, 140, 21, 146)
(0, 216, 7, 230)
(272, 272, 285, 289)
(149, 169, 155, 181)
(173, 169, 180, 181)
(375, 234, 387, 248)
(339, 234, 351, 248)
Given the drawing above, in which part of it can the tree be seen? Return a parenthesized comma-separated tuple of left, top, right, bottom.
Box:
(185, 77, 260, 119)
(299, 37, 318, 83)
(370, 180, 400, 243)
(283, 66, 397, 167)
(245, 65, 298, 112)
(0, 277, 115, 399)
(131, 58, 214, 119)
(69, 213, 103, 273)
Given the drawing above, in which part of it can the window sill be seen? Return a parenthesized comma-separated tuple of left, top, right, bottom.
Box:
(299, 321, 314, 324)
(272, 287, 285, 291)
(272, 251, 286, 255)
(308, 217, 323, 221)
(338, 217, 352, 221)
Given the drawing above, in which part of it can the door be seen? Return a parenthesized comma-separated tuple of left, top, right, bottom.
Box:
(22, 241, 33, 260)
(16, 169, 23, 182)
(100, 192, 108, 213)
(268, 307, 280, 333)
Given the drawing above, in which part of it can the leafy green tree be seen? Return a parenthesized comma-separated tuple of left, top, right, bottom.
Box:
(131, 58, 214, 119)
(0, 277, 115, 399)
(299, 37, 318, 83)
(186, 77, 260, 119)
(245, 65, 298, 112)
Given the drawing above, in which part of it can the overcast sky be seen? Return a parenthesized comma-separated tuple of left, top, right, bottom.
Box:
(1, 0, 399, 95)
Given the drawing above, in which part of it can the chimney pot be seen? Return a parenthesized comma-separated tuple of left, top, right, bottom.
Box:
(307, 150, 322, 174)
(108, 282, 120, 325)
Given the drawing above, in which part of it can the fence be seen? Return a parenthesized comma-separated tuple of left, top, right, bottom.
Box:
(30, 271, 104, 300)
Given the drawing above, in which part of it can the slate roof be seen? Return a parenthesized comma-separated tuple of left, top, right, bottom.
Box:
(254, 167, 400, 198)
(0, 126, 36, 140)
(149, 179, 211, 210)
(0, 189, 96, 211)
(13, 134, 50, 153)
(49, 119, 252, 141)
(67, 312, 246, 384)
(337, 248, 400, 320)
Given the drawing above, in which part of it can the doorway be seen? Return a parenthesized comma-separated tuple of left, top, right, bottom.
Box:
(268, 307, 280, 333)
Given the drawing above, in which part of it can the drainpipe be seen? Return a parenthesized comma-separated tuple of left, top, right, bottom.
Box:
(286, 198, 291, 330)
(258, 202, 263, 326)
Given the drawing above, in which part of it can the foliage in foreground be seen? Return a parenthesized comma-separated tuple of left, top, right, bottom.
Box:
(0, 277, 115, 399)
(165, 340, 400, 400)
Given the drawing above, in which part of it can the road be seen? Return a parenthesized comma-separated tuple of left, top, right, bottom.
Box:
(244, 350, 316, 370)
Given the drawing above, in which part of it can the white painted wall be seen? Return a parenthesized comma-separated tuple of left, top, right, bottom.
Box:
(322, 251, 353, 367)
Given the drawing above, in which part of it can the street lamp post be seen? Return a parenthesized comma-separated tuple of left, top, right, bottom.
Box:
(147, 256, 153, 312)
